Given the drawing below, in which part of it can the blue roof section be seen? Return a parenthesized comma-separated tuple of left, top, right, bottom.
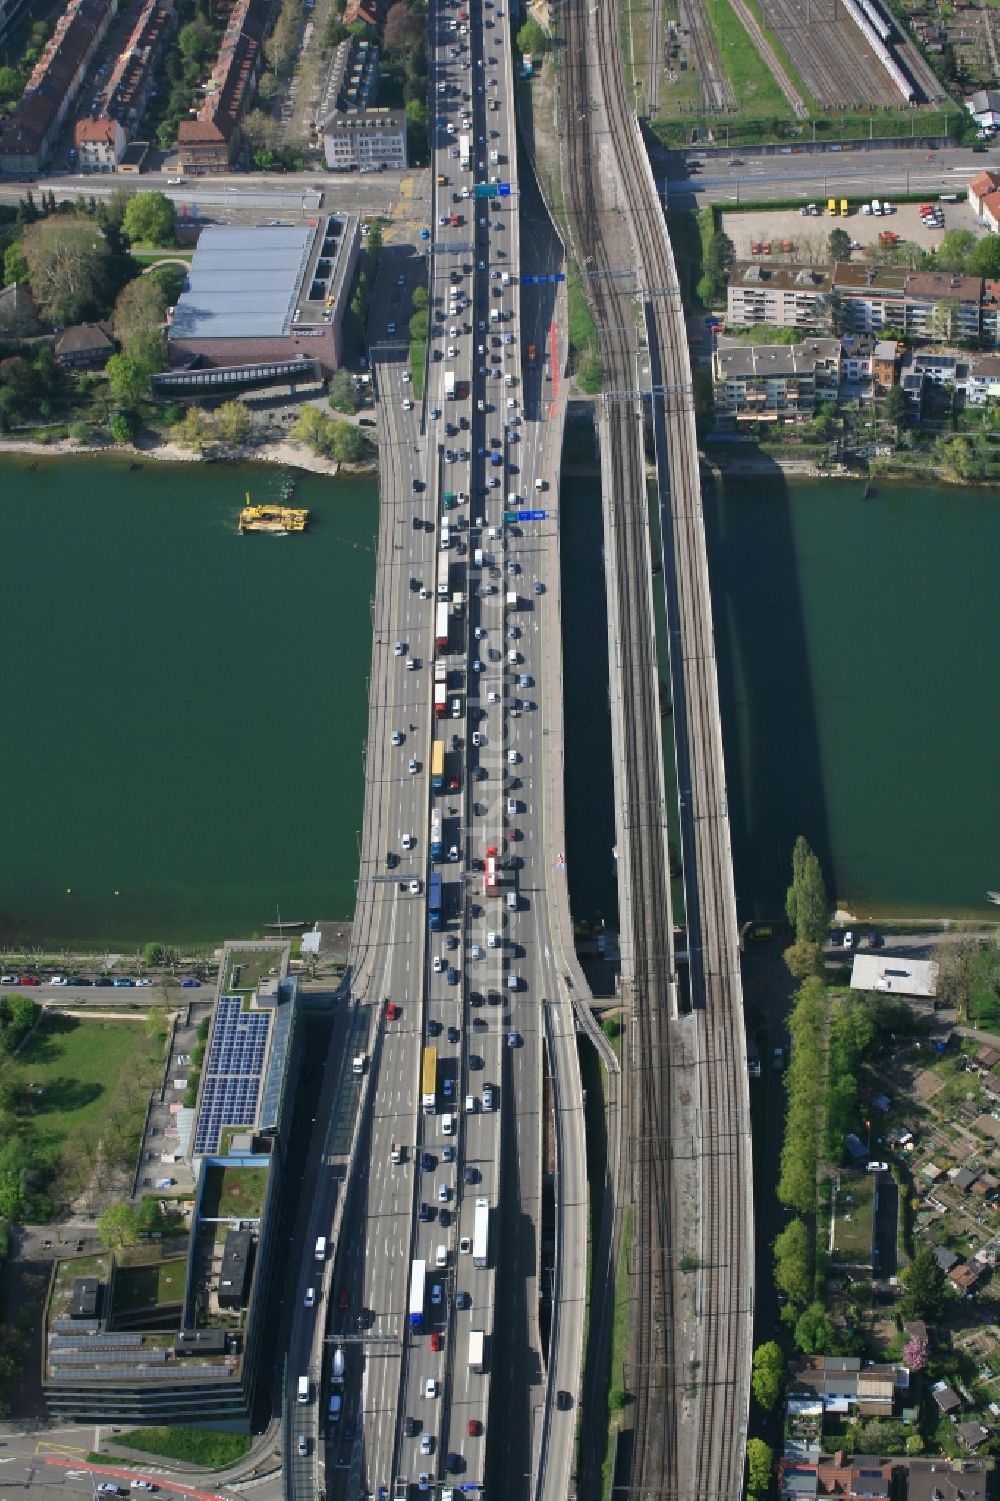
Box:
(171, 224, 313, 341)
(193, 995, 271, 1155)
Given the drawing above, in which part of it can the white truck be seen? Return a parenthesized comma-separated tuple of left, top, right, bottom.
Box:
(468, 1328, 485, 1372)
(445, 370, 456, 399)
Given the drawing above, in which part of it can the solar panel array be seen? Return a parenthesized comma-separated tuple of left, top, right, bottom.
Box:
(193, 997, 271, 1155)
(52, 1319, 99, 1335)
(50, 1347, 167, 1366)
(50, 1333, 141, 1351)
(48, 1361, 225, 1382)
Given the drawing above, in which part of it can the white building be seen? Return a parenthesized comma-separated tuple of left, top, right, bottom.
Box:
(323, 106, 406, 172)
(850, 954, 938, 999)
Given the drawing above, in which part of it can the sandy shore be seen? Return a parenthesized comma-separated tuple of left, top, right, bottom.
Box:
(0, 433, 355, 477)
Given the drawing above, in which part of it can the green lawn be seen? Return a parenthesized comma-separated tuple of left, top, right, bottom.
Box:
(16, 1013, 164, 1158)
(113, 1427, 251, 1467)
(831, 1173, 874, 1264)
(114, 1257, 188, 1313)
(199, 1163, 269, 1236)
(226, 947, 282, 992)
(703, 0, 794, 118)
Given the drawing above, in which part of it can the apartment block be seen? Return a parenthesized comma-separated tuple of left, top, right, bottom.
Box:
(712, 338, 841, 422)
(0, 0, 118, 173)
(176, 0, 271, 173)
(323, 106, 407, 172)
(725, 261, 834, 331)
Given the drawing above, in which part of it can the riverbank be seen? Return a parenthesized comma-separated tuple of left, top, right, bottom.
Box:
(0, 431, 378, 478)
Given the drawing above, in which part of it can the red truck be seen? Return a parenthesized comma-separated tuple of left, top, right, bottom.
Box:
(526, 342, 537, 363)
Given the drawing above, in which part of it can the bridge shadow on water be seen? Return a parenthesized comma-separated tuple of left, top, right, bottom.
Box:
(701, 450, 834, 925)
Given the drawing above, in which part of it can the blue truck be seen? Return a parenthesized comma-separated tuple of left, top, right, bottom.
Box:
(428, 871, 443, 930)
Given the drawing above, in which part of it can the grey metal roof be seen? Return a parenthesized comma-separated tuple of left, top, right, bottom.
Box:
(171, 224, 313, 341)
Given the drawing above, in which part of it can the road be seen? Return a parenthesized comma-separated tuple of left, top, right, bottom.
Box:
(660, 142, 1000, 206)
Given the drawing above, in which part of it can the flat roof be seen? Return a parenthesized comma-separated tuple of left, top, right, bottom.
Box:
(171, 224, 313, 341)
(850, 954, 938, 998)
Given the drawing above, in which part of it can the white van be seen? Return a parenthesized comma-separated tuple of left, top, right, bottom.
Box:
(474, 547, 483, 568)
(436, 1244, 448, 1269)
(297, 1374, 310, 1404)
(465, 1093, 476, 1113)
(442, 1112, 454, 1135)
(440, 523, 451, 550)
(506, 891, 517, 910)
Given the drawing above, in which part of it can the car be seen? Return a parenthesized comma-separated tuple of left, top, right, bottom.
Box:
(459, 1235, 472, 1255)
(304, 1286, 315, 1307)
(49, 976, 68, 986)
(483, 1087, 494, 1110)
(409, 879, 422, 894)
(404, 1416, 419, 1437)
(438, 1181, 449, 1203)
(442, 1143, 455, 1162)
(430, 1331, 443, 1351)
(843, 930, 854, 949)
(425, 1377, 438, 1399)
(418, 1476, 430, 1494)
(508, 750, 519, 764)
(387, 323, 396, 334)
(130, 1486, 157, 1493)
(447, 966, 459, 986)
(445, 934, 458, 950)
(433, 956, 444, 973)
(867, 1160, 889, 1173)
(430, 407, 440, 420)
(166, 176, 184, 185)
(508, 1031, 519, 1047)
(419, 1201, 430, 1222)
(398, 275, 406, 287)
(180, 977, 200, 988)
(428, 1018, 442, 1036)
(464, 1165, 478, 1184)
(467, 1418, 481, 1436)
(402, 399, 414, 411)
(408, 757, 419, 774)
(98, 1488, 127, 1497)
(420, 1434, 433, 1454)
(135, 978, 152, 987)
(448, 845, 459, 863)
(402, 832, 414, 850)
(443, 1077, 455, 1097)
(422, 1149, 434, 1171)
(297, 1435, 309, 1457)
(394, 640, 405, 656)
(446, 1453, 463, 1474)
(385, 1001, 401, 1021)
(447, 1024, 460, 1043)
(430, 1283, 443, 1307)
(472, 731, 483, 747)
(113, 977, 133, 987)
(533, 579, 543, 594)
(392, 730, 404, 746)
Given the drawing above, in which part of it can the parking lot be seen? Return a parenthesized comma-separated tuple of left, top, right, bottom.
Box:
(721, 194, 986, 261)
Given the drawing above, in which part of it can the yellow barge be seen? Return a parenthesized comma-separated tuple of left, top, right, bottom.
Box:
(238, 494, 309, 534)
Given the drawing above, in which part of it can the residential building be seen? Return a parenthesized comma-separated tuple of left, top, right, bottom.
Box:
(176, 0, 270, 174)
(931, 1380, 962, 1415)
(831, 262, 908, 336)
(850, 954, 939, 998)
(73, 115, 126, 171)
(343, 0, 381, 26)
(787, 1356, 909, 1418)
(979, 194, 1000, 235)
(316, 35, 379, 123)
(0, 0, 119, 174)
(968, 169, 1000, 217)
(104, 0, 175, 135)
(712, 338, 840, 423)
(873, 339, 899, 390)
(904, 272, 983, 344)
(966, 352, 1000, 404)
(0, 283, 41, 337)
(166, 217, 360, 382)
(907, 1460, 989, 1501)
(778, 1455, 892, 1501)
(54, 321, 115, 369)
(968, 89, 1000, 130)
(323, 106, 407, 172)
(725, 261, 834, 331)
(839, 333, 877, 383)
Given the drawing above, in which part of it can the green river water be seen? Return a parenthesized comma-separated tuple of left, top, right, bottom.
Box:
(1, 454, 996, 947)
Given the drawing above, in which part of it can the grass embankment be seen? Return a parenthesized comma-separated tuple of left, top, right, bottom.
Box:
(567, 263, 604, 394)
(603, 1207, 634, 1501)
(652, 98, 958, 150)
(16, 1013, 164, 1163)
(106, 1428, 251, 1467)
(701, 0, 796, 120)
(409, 337, 427, 399)
(600, 1014, 622, 1063)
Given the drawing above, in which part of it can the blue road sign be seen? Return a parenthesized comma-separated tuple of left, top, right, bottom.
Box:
(498, 182, 511, 196)
(554, 271, 566, 281)
(517, 509, 546, 521)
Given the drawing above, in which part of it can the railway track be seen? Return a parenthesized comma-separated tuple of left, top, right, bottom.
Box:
(756, 0, 903, 105)
(678, 0, 736, 114)
(559, 0, 753, 1492)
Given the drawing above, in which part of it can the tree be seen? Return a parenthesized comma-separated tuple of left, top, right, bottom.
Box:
(292, 404, 334, 454)
(934, 937, 980, 1021)
(0, 66, 23, 109)
(328, 370, 358, 414)
(902, 1333, 929, 1371)
(751, 1341, 784, 1411)
(516, 16, 546, 53)
(215, 399, 251, 445)
(106, 353, 150, 409)
(109, 410, 134, 444)
(122, 192, 175, 248)
(828, 227, 852, 262)
(97, 1201, 141, 1248)
(900, 1247, 947, 1321)
(794, 1301, 836, 1355)
(178, 18, 216, 64)
(174, 405, 210, 450)
(405, 98, 428, 164)
(113, 275, 168, 363)
(384, 0, 424, 50)
(773, 1218, 811, 1305)
(329, 418, 371, 462)
(3, 241, 28, 287)
(785, 835, 828, 945)
(783, 939, 823, 980)
(746, 1438, 773, 1496)
(883, 384, 906, 432)
(970, 235, 1000, 279)
(19, 217, 111, 325)
(934, 228, 976, 273)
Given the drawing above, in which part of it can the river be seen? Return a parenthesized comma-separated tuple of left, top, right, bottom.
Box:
(3, 452, 996, 948)
(0, 456, 376, 949)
